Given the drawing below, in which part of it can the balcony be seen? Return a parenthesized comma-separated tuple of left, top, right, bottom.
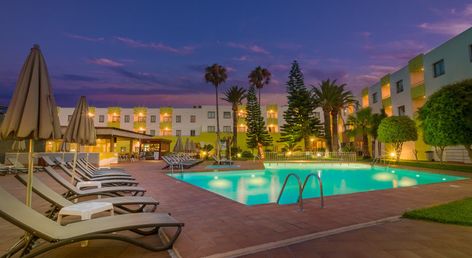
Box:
(411, 83, 426, 100)
(133, 121, 146, 130)
(107, 121, 120, 128)
(159, 122, 172, 130)
(267, 117, 278, 126)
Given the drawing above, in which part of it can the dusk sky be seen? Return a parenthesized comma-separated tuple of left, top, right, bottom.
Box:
(1, 0, 471, 107)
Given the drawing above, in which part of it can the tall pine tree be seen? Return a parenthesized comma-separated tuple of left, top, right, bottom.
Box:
(280, 61, 321, 150)
(245, 85, 272, 158)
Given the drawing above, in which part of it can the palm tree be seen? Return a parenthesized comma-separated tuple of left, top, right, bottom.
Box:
(248, 66, 271, 106)
(346, 107, 373, 158)
(312, 79, 338, 152)
(204, 64, 228, 161)
(330, 83, 356, 152)
(222, 86, 247, 149)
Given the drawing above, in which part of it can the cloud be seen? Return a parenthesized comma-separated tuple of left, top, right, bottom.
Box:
(418, 4, 472, 36)
(363, 39, 426, 63)
(110, 67, 163, 84)
(114, 36, 195, 55)
(57, 74, 101, 82)
(88, 58, 124, 67)
(65, 33, 104, 42)
(227, 42, 270, 54)
(233, 55, 249, 61)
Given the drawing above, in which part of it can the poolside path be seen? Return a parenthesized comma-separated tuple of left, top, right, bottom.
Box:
(0, 160, 471, 257)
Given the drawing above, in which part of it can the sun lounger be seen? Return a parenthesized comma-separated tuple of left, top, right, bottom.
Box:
(58, 163, 136, 182)
(74, 160, 132, 177)
(212, 155, 234, 165)
(79, 158, 125, 171)
(15, 174, 157, 214)
(57, 163, 139, 187)
(44, 166, 146, 199)
(162, 154, 203, 170)
(0, 186, 183, 258)
(6, 157, 29, 173)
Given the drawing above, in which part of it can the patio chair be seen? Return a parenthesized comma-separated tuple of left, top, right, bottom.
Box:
(44, 166, 146, 199)
(79, 158, 125, 171)
(59, 164, 139, 187)
(0, 186, 183, 258)
(74, 160, 132, 177)
(212, 155, 234, 165)
(15, 174, 157, 215)
(58, 163, 136, 182)
(6, 157, 29, 173)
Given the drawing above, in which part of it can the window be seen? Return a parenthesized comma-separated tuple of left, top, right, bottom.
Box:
(67, 115, 72, 122)
(372, 92, 378, 103)
(137, 116, 146, 122)
(190, 115, 196, 123)
(150, 115, 156, 123)
(470, 44, 472, 62)
(99, 115, 105, 123)
(190, 130, 196, 136)
(150, 130, 155, 136)
(223, 112, 231, 119)
(223, 126, 231, 133)
(124, 115, 130, 123)
(267, 112, 277, 118)
(208, 111, 215, 119)
(396, 80, 404, 93)
(111, 115, 120, 122)
(175, 115, 181, 123)
(398, 105, 406, 116)
(162, 116, 171, 122)
(433, 59, 445, 77)
(176, 130, 181, 136)
(207, 126, 216, 132)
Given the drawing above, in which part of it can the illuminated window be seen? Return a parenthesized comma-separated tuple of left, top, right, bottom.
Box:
(433, 59, 445, 77)
(111, 115, 120, 122)
(137, 116, 146, 122)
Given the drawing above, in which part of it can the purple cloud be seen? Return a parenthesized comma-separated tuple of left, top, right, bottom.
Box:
(418, 4, 472, 36)
(88, 58, 124, 67)
(227, 42, 270, 55)
(65, 33, 104, 42)
(114, 36, 195, 55)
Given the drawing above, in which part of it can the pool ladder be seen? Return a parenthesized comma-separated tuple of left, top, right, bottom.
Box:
(277, 173, 324, 211)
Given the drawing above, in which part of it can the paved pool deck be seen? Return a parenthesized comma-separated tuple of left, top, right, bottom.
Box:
(0, 160, 471, 257)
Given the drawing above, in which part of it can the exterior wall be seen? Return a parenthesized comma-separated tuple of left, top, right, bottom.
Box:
(358, 27, 472, 162)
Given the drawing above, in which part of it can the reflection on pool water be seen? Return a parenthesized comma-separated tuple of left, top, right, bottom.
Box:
(169, 163, 466, 206)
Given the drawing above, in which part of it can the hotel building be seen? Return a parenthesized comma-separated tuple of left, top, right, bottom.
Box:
(358, 27, 472, 162)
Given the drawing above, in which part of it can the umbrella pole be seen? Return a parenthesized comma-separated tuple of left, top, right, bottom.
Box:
(26, 139, 34, 207)
(71, 146, 79, 184)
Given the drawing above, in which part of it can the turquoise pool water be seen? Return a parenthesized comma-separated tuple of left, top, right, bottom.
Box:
(169, 163, 466, 205)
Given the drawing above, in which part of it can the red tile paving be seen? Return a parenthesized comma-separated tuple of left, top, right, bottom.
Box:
(0, 160, 471, 258)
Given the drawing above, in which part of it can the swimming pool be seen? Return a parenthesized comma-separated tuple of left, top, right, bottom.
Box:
(169, 163, 466, 205)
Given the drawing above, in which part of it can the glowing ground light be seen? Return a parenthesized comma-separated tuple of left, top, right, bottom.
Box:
(443, 178, 446, 181)
(251, 174, 255, 178)
(391, 171, 395, 173)
(214, 176, 218, 180)
(416, 174, 420, 177)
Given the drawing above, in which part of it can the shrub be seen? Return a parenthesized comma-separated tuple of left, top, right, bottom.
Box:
(241, 150, 254, 158)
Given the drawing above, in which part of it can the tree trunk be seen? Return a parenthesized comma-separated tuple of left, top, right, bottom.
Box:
(323, 108, 332, 152)
(395, 142, 403, 162)
(215, 87, 221, 161)
(232, 106, 238, 149)
(257, 143, 264, 159)
(362, 133, 370, 158)
(372, 140, 376, 158)
(465, 144, 472, 161)
(331, 110, 339, 152)
(434, 146, 445, 164)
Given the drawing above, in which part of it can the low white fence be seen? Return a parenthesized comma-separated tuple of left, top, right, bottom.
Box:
(264, 151, 357, 162)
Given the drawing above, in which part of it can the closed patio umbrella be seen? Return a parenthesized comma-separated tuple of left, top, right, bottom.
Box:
(189, 139, 196, 153)
(0, 44, 62, 207)
(184, 138, 190, 153)
(173, 136, 183, 153)
(63, 96, 96, 183)
(11, 140, 26, 166)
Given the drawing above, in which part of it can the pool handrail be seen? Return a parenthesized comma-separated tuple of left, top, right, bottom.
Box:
(300, 173, 324, 208)
(277, 173, 304, 211)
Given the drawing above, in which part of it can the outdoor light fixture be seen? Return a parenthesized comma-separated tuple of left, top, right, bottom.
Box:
(390, 152, 396, 158)
(139, 112, 143, 116)
(88, 112, 94, 117)
(316, 153, 321, 157)
(237, 153, 241, 158)
(287, 151, 292, 156)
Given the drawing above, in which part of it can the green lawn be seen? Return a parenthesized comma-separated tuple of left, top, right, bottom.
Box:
(403, 198, 472, 226)
(393, 161, 472, 173)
